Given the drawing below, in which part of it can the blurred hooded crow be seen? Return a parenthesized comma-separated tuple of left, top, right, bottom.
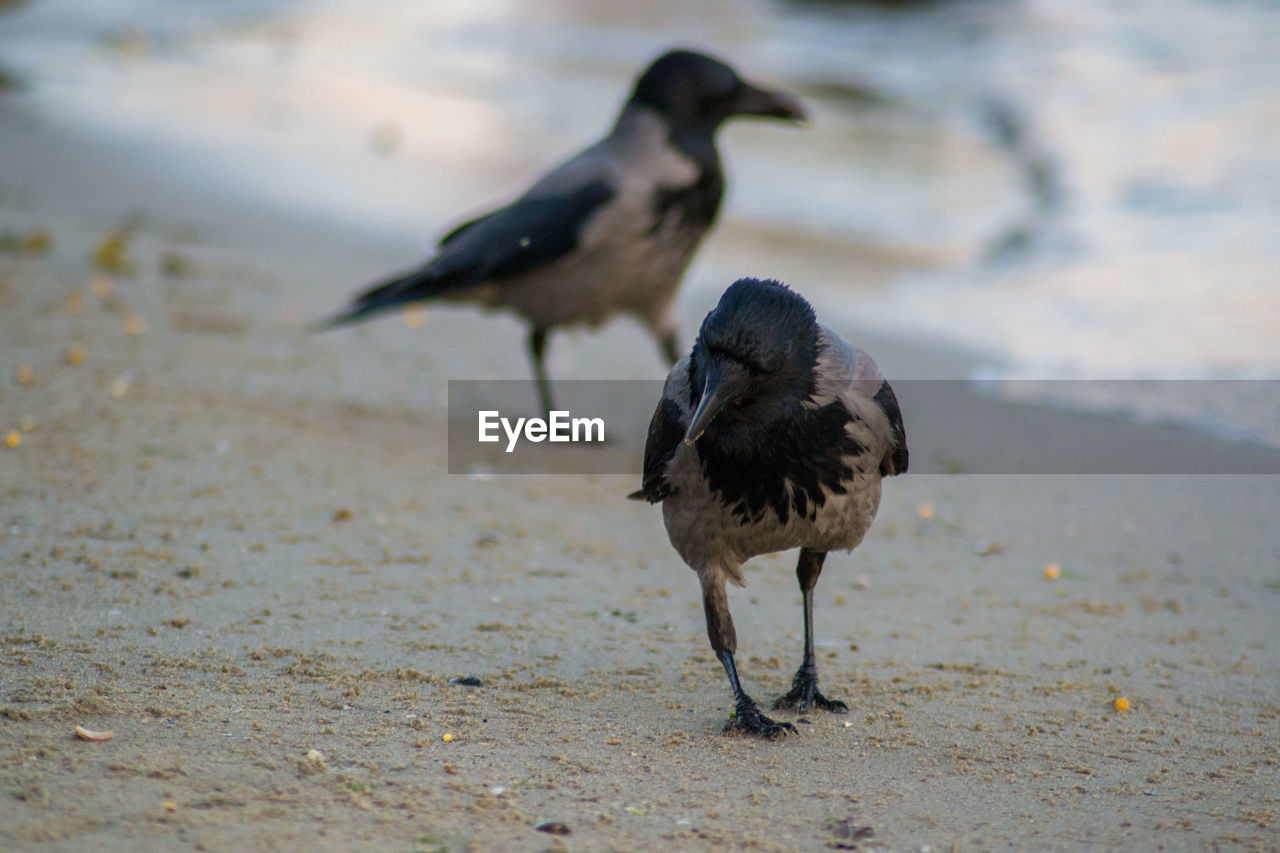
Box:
(318, 49, 806, 414)
(633, 278, 908, 738)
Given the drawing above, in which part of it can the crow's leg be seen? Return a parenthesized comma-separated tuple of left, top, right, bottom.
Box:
(716, 650, 796, 739)
(774, 549, 848, 714)
(527, 327, 554, 417)
(658, 327, 681, 367)
(701, 573, 795, 739)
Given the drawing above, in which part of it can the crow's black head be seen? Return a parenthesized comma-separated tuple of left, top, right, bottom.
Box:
(630, 49, 806, 133)
(684, 278, 820, 443)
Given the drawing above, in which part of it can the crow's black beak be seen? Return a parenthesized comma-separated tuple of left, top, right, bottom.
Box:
(732, 80, 807, 124)
(684, 358, 752, 445)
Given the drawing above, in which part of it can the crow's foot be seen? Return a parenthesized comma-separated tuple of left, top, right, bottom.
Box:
(773, 675, 848, 714)
(722, 708, 796, 739)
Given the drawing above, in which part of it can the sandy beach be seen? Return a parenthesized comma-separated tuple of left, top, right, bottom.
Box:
(3, 27, 1280, 853)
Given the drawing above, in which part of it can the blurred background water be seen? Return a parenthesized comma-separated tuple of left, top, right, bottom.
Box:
(2, 0, 1277, 443)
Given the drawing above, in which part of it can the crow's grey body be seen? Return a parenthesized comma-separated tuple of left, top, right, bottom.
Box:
(319, 50, 805, 414)
(429, 108, 710, 338)
(636, 278, 908, 738)
(657, 330, 895, 587)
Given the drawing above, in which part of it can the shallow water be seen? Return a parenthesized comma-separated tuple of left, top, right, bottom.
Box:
(2, 0, 1277, 440)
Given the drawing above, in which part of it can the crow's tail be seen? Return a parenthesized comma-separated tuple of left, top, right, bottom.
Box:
(313, 266, 448, 332)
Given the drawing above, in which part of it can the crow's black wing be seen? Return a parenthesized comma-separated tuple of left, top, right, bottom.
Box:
(429, 180, 616, 284)
(437, 209, 495, 247)
(317, 179, 616, 328)
(629, 394, 686, 503)
(873, 380, 909, 477)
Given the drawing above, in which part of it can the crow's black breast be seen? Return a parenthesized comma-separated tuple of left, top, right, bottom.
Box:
(650, 164, 725, 236)
(697, 400, 864, 525)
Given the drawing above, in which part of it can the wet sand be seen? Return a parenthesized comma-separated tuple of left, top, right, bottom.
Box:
(2, 96, 1279, 852)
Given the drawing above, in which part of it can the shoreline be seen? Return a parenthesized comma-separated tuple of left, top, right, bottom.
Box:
(6, 89, 1279, 465)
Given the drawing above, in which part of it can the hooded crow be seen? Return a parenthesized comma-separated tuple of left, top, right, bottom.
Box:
(318, 49, 806, 415)
(633, 278, 908, 738)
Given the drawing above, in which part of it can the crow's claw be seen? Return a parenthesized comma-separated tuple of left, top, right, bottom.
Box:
(723, 708, 797, 739)
(773, 674, 848, 714)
